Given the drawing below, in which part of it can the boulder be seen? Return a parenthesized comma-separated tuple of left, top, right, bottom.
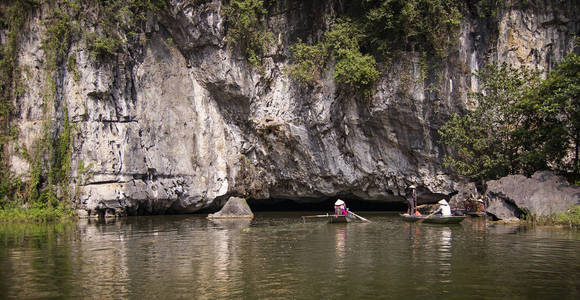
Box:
(485, 171, 580, 220)
(207, 197, 254, 219)
(449, 181, 480, 209)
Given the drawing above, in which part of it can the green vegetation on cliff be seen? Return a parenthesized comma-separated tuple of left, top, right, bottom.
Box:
(440, 52, 580, 182)
(86, 0, 168, 58)
(346, 0, 462, 58)
(0, 0, 39, 220)
(287, 0, 462, 95)
(0, 0, 171, 221)
(287, 18, 379, 96)
(224, 0, 274, 68)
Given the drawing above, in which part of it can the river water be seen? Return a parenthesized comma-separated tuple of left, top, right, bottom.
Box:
(0, 212, 578, 299)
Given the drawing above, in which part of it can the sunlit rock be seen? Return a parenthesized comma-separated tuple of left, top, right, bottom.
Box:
(207, 197, 254, 219)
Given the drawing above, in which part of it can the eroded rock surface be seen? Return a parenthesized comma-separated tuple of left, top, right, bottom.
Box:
(5, 1, 579, 216)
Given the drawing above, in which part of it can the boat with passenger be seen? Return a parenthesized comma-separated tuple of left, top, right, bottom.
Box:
(400, 199, 466, 224)
(301, 199, 371, 223)
(400, 213, 466, 224)
(328, 214, 357, 223)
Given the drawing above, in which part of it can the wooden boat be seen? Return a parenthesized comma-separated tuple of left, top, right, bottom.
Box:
(327, 214, 357, 223)
(301, 213, 360, 223)
(400, 213, 466, 224)
(466, 211, 487, 217)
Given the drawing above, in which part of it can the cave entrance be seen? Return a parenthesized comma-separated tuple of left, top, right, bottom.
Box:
(246, 197, 407, 212)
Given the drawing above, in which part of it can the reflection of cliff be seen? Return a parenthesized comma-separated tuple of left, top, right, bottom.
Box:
(200, 219, 251, 295)
(74, 220, 130, 297)
(63, 216, 264, 298)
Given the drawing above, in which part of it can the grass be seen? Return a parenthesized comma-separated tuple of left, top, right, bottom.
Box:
(0, 205, 75, 223)
(523, 205, 580, 229)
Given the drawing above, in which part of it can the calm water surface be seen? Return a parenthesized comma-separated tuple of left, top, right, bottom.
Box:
(0, 212, 579, 299)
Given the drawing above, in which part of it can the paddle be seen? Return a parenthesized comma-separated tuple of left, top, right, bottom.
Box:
(301, 214, 330, 218)
(349, 211, 371, 223)
(416, 209, 439, 223)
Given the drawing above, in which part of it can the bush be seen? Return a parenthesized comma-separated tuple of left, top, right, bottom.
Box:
(88, 34, 120, 58)
(224, 0, 272, 68)
(288, 19, 379, 94)
(349, 0, 462, 58)
(286, 42, 328, 84)
(0, 206, 74, 223)
(334, 48, 379, 90)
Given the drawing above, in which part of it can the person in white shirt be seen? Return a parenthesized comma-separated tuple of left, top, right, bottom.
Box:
(434, 199, 452, 216)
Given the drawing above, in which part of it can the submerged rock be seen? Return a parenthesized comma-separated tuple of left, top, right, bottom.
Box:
(207, 197, 254, 219)
(485, 171, 580, 220)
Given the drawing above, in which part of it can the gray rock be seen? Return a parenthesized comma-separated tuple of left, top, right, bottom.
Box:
(486, 171, 580, 220)
(449, 181, 480, 210)
(207, 197, 254, 219)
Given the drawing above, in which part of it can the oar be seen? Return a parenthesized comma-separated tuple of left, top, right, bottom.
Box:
(349, 211, 371, 223)
(416, 210, 438, 223)
(301, 214, 330, 222)
(301, 214, 330, 218)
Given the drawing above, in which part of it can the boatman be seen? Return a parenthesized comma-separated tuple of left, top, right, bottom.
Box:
(406, 185, 416, 215)
(334, 199, 347, 216)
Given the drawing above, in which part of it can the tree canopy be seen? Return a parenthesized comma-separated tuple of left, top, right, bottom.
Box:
(439, 53, 580, 182)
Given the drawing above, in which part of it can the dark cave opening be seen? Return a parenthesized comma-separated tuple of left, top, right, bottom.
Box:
(246, 197, 407, 212)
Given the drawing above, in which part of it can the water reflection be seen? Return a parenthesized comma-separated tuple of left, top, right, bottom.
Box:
(333, 225, 347, 273)
(405, 222, 422, 268)
(437, 227, 452, 283)
(1, 213, 579, 299)
(209, 219, 252, 230)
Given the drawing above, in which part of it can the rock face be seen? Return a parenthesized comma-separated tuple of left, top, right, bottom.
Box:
(486, 172, 580, 220)
(207, 197, 254, 219)
(5, 1, 579, 216)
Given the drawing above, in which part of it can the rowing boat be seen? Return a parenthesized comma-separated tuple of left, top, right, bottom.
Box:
(466, 211, 487, 217)
(301, 214, 359, 223)
(327, 214, 357, 223)
(400, 213, 466, 224)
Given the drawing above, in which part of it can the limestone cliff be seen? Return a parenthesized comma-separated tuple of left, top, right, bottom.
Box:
(3, 0, 578, 217)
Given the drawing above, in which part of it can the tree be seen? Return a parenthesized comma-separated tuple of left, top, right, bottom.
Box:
(440, 54, 580, 181)
(534, 53, 580, 176)
(439, 63, 541, 180)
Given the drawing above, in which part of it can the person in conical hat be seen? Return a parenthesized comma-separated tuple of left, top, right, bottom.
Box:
(334, 199, 347, 215)
(435, 199, 452, 216)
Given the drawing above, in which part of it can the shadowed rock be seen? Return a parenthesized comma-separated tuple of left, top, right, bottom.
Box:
(207, 197, 254, 219)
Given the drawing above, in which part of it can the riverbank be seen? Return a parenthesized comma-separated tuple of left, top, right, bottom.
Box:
(0, 205, 75, 223)
(522, 205, 580, 229)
